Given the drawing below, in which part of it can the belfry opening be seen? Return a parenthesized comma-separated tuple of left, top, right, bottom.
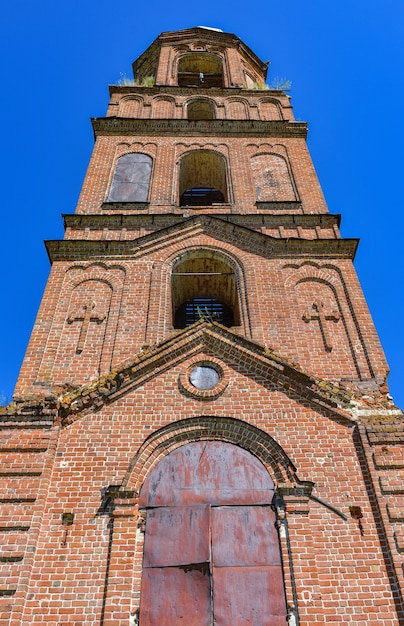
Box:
(172, 250, 239, 328)
(179, 150, 228, 206)
(178, 52, 223, 87)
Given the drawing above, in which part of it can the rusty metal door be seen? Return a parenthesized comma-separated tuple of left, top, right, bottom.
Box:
(140, 505, 213, 625)
(212, 505, 287, 625)
(139, 441, 287, 625)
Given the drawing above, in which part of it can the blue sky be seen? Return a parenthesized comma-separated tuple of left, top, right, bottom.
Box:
(1, 0, 403, 406)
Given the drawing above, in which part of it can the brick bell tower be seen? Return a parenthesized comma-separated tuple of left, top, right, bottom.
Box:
(1, 27, 404, 625)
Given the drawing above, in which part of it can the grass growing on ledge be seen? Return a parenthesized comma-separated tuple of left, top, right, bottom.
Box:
(117, 73, 155, 87)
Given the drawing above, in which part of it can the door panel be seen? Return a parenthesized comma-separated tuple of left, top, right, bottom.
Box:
(140, 566, 212, 625)
(211, 505, 281, 567)
(143, 506, 210, 567)
(213, 566, 287, 625)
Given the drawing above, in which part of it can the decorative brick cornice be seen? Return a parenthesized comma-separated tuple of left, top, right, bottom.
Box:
(91, 117, 308, 138)
(362, 412, 404, 445)
(48, 214, 357, 262)
(108, 85, 284, 98)
(57, 320, 356, 426)
(63, 211, 341, 230)
(0, 396, 59, 428)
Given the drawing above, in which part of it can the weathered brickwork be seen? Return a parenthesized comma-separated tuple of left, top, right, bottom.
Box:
(74, 133, 327, 215)
(2, 26, 404, 625)
(106, 88, 294, 122)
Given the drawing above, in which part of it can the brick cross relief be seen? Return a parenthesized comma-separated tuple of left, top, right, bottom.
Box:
(67, 300, 106, 354)
(302, 299, 340, 352)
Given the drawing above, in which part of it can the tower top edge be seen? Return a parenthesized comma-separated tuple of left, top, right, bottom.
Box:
(132, 27, 268, 77)
(195, 26, 224, 32)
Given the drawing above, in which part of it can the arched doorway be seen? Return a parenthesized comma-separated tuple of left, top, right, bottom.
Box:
(139, 441, 287, 625)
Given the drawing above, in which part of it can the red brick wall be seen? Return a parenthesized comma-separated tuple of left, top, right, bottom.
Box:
(3, 360, 403, 624)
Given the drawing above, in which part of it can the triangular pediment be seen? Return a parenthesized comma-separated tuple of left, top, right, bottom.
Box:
(59, 320, 355, 426)
(46, 214, 357, 262)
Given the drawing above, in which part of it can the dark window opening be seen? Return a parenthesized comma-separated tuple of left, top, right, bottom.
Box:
(179, 150, 228, 206)
(180, 187, 225, 207)
(175, 297, 234, 329)
(178, 53, 223, 89)
(172, 251, 240, 330)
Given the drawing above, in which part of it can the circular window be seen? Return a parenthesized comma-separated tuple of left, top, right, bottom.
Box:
(189, 365, 220, 390)
(178, 360, 228, 399)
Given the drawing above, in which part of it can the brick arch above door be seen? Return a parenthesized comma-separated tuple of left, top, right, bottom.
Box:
(122, 415, 313, 492)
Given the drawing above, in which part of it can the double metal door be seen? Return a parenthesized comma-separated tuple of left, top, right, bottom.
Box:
(139, 441, 287, 625)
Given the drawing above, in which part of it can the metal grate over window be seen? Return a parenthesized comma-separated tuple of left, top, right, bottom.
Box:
(174, 297, 233, 328)
(180, 187, 225, 206)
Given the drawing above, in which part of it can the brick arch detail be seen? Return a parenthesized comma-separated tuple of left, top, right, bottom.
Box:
(151, 95, 175, 118)
(247, 142, 289, 159)
(37, 264, 126, 384)
(122, 416, 304, 491)
(185, 95, 216, 105)
(112, 145, 157, 161)
(257, 97, 284, 120)
(175, 141, 230, 158)
(249, 151, 298, 202)
(144, 239, 257, 344)
(115, 141, 158, 155)
(283, 263, 340, 289)
(224, 97, 250, 120)
(283, 262, 374, 379)
(118, 95, 144, 117)
(65, 263, 125, 291)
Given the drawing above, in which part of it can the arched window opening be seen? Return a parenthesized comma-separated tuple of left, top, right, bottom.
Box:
(178, 53, 223, 88)
(107, 153, 152, 202)
(187, 99, 215, 120)
(139, 441, 287, 625)
(172, 250, 239, 329)
(179, 150, 228, 206)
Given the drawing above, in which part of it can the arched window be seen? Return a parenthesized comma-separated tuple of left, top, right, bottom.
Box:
(251, 153, 297, 201)
(107, 153, 152, 202)
(187, 99, 215, 120)
(172, 250, 239, 329)
(178, 53, 223, 88)
(179, 150, 228, 206)
(139, 441, 287, 624)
